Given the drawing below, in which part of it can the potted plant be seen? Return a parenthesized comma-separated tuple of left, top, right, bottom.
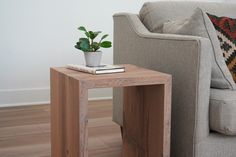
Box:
(75, 26, 112, 67)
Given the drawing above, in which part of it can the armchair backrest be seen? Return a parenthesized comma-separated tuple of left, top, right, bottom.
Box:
(140, 1, 236, 33)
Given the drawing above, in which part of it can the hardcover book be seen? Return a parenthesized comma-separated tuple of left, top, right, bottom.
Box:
(67, 64, 125, 75)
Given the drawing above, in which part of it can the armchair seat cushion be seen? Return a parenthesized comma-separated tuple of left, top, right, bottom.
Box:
(210, 88, 236, 135)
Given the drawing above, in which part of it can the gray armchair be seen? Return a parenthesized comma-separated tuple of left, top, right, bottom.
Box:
(113, 1, 236, 157)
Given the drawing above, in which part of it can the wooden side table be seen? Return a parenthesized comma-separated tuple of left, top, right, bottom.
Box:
(50, 64, 172, 157)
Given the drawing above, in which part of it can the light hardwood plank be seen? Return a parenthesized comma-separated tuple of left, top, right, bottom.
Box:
(0, 100, 122, 157)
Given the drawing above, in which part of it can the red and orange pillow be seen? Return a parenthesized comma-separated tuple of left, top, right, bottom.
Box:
(207, 13, 236, 83)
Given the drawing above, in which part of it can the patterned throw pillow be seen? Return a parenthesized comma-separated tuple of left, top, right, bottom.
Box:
(207, 13, 236, 83)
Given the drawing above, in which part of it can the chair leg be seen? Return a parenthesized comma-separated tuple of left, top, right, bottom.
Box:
(120, 126, 123, 139)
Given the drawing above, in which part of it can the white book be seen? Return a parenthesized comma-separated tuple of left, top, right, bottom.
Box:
(67, 64, 125, 75)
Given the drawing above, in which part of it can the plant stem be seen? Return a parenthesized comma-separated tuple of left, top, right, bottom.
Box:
(91, 39, 94, 52)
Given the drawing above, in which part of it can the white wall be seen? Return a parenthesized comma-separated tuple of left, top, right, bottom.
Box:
(0, 0, 228, 106)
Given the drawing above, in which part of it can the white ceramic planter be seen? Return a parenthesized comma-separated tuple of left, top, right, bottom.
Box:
(84, 51, 102, 67)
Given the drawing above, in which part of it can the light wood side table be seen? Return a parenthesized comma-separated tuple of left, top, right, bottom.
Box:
(50, 64, 172, 157)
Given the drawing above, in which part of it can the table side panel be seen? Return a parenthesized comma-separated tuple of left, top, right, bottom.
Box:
(51, 69, 89, 157)
(123, 86, 144, 157)
(163, 82, 172, 157)
(123, 83, 171, 157)
(51, 69, 66, 157)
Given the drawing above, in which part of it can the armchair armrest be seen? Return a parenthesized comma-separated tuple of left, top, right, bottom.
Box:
(113, 13, 212, 157)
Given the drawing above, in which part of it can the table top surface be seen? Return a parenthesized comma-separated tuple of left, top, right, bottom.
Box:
(51, 64, 171, 88)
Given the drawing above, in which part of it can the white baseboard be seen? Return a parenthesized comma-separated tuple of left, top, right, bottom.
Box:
(0, 87, 112, 107)
(0, 87, 50, 107)
(0, 101, 51, 108)
(88, 96, 112, 101)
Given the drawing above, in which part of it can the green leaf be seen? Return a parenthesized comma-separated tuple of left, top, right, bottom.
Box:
(100, 41, 112, 48)
(79, 38, 90, 52)
(75, 41, 82, 50)
(74, 44, 81, 50)
(95, 31, 102, 34)
(100, 34, 108, 41)
(88, 31, 95, 39)
(79, 38, 88, 42)
(92, 42, 100, 51)
(88, 31, 102, 40)
(85, 32, 90, 38)
(78, 26, 87, 32)
(93, 31, 101, 39)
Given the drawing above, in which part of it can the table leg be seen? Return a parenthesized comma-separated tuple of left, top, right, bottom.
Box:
(123, 84, 171, 157)
(51, 69, 88, 157)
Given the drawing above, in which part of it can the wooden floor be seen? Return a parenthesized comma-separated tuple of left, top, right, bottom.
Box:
(0, 100, 122, 157)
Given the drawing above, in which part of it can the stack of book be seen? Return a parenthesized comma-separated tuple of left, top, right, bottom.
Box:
(67, 64, 125, 75)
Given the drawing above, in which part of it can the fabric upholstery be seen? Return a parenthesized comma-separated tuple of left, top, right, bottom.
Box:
(139, 1, 236, 33)
(114, 2, 236, 157)
(210, 88, 236, 135)
(207, 13, 236, 82)
(163, 20, 187, 34)
(113, 7, 236, 157)
(162, 8, 235, 89)
(196, 133, 236, 157)
(113, 13, 212, 157)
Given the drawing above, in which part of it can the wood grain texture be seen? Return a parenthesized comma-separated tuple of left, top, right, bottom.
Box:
(123, 84, 171, 157)
(0, 100, 122, 157)
(50, 69, 65, 157)
(51, 64, 172, 157)
(51, 69, 89, 157)
(51, 64, 170, 88)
